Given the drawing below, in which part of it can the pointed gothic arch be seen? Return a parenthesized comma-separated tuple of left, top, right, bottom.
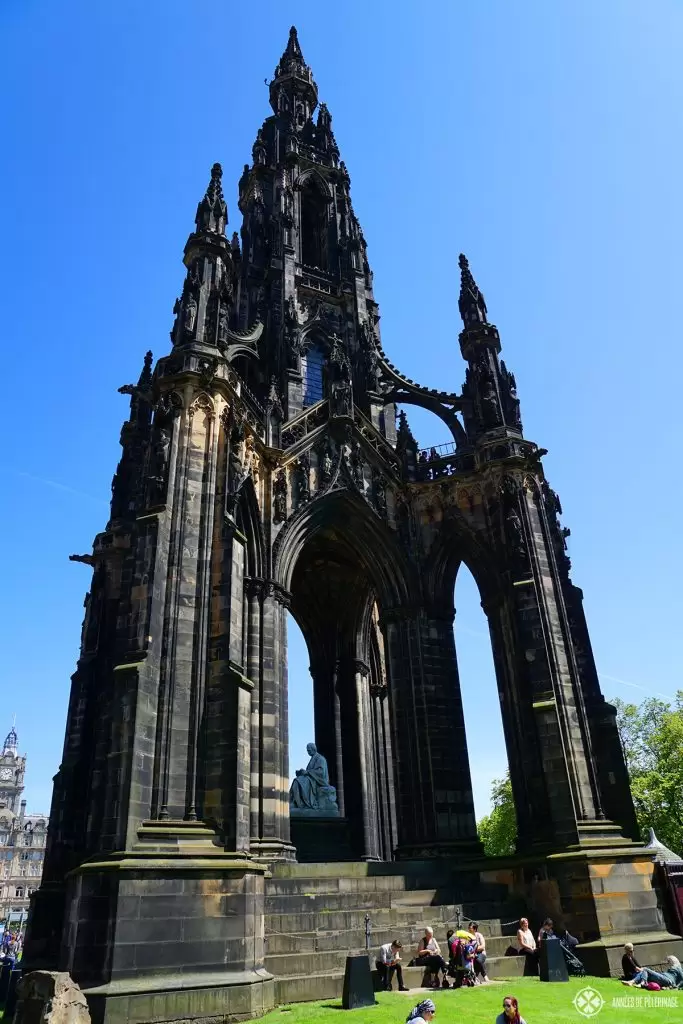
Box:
(297, 174, 331, 270)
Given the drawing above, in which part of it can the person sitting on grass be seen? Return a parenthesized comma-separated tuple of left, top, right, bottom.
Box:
(414, 927, 449, 989)
(622, 954, 683, 989)
(621, 942, 641, 981)
(376, 939, 409, 992)
(406, 999, 436, 1023)
(496, 995, 527, 1024)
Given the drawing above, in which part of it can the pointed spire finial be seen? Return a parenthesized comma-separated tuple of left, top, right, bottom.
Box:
(270, 25, 317, 116)
(3, 723, 18, 756)
(195, 162, 227, 235)
(458, 253, 489, 329)
(138, 350, 153, 389)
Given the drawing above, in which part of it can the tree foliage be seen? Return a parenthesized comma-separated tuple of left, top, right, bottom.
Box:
(612, 691, 683, 856)
(478, 772, 517, 857)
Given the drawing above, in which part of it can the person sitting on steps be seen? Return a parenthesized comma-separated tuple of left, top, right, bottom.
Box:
(414, 927, 449, 989)
(376, 939, 409, 991)
(468, 920, 489, 984)
(516, 917, 538, 971)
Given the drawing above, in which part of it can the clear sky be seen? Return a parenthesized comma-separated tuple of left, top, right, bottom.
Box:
(1, 0, 682, 820)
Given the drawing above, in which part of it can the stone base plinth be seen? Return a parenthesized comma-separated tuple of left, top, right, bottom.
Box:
(39, 824, 273, 1024)
(290, 816, 354, 862)
(82, 971, 275, 1024)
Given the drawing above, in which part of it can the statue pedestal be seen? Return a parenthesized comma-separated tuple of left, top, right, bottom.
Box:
(290, 815, 354, 863)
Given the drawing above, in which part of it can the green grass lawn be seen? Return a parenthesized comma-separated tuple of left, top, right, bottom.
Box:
(262, 977, 681, 1024)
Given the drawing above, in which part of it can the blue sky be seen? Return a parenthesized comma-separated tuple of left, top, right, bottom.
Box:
(1, 1, 682, 819)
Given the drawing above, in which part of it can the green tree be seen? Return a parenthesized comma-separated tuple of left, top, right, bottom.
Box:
(612, 691, 683, 856)
(478, 772, 517, 856)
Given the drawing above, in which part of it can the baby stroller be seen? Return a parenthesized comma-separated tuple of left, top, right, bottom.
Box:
(560, 935, 586, 977)
(447, 933, 476, 988)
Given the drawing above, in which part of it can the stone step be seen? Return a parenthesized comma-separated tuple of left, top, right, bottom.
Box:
(266, 875, 409, 895)
(269, 861, 512, 900)
(265, 907, 504, 935)
(273, 956, 526, 1005)
(265, 892, 393, 914)
(265, 926, 513, 957)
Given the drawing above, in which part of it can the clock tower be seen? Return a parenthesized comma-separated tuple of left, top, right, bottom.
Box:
(0, 726, 24, 815)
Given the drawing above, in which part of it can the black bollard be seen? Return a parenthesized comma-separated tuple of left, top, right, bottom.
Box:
(5, 968, 21, 1017)
(342, 954, 376, 1009)
(0, 962, 13, 1007)
(539, 938, 569, 983)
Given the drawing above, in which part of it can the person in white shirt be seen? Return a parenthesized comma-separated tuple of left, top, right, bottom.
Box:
(415, 927, 448, 989)
(516, 917, 538, 971)
(376, 939, 409, 991)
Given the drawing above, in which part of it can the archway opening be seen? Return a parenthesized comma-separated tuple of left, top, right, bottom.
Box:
(454, 564, 513, 854)
(280, 500, 401, 862)
(301, 344, 325, 407)
(286, 611, 315, 794)
(300, 181, 328, 270)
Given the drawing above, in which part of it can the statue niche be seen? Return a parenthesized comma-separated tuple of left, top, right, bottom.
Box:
(289, 742, 339, 817)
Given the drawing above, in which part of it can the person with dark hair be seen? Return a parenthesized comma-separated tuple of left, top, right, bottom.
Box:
(376, 939, 409, 991)
(468, 921, 489, 983)
(496, 995, 527, 1024)
(406, 999, 435, 1023)
(537, 918, 555, 943)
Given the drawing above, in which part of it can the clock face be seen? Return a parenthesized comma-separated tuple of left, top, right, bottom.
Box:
(0, 768, 13, 781)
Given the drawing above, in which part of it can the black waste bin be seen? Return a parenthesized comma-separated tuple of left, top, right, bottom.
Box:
(539, 938, 569, 983)
(0, 961, 13, 1007)
(5, 967, 21, 1018)
(342, 954, 376, 1009)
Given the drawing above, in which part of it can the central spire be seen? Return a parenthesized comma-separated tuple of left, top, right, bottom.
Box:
(269, 25, 318, 116)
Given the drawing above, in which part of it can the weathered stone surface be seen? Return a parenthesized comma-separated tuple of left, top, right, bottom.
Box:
(23, 22, 680, 1021)
(13, 972, 90, 1024)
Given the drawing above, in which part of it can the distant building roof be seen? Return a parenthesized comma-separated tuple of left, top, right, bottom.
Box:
(644, 828, 681, 863)
(2, 725, 18, 756)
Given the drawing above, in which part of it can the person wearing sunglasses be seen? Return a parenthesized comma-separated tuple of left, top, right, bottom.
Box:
(496, 995, 526, 1024)
(406, 999, 436, 1023)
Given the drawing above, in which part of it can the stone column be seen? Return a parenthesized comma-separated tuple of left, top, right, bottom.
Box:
(354, 661, 381, 861)
(249, 584, 295, 860)
(381, 608, 480, 858)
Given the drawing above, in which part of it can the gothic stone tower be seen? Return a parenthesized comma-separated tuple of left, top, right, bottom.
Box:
(26, 26, 675, 1024)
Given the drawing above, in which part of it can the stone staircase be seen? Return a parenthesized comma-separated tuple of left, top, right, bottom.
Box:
(265, 862, 527, 1004)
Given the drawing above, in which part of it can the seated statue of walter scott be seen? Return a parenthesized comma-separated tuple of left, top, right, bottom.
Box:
(289, 742, 339, 816)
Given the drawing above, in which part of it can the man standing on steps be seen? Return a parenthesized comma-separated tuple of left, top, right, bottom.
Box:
(376, 940, 410, 991)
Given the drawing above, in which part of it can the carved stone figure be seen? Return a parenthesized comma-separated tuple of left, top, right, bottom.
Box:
(351, 443, 364, 489)
(318, 442, 333, 487)
(184, 293, 198, 334)
(273, 470, 288, 523)
(289, 743, 339, 816)
(294, 454, 310, 504)
(331, 378, 352, 417)
(373, 474, 387, 515)
(217, 303, 230, 347)
(150, 426, 171, 502)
